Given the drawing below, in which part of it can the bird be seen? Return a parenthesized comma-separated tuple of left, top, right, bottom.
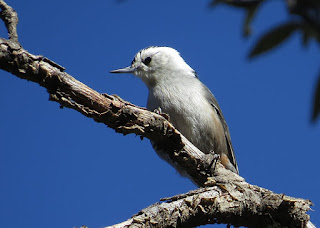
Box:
(110, 46, 238, 176)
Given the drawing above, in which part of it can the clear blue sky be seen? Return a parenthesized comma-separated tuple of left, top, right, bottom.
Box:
(0, 0, 319, 227)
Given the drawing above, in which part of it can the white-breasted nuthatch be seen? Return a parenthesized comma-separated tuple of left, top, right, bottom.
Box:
(111, 46, 238, 175)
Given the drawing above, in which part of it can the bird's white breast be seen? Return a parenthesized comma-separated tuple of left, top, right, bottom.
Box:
(147, 76, 221, 154)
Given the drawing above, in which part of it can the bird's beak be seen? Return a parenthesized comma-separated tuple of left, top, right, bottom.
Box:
(110, 66, 136, 74)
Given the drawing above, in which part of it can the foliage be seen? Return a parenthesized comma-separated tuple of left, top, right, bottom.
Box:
(210, 0, 320, 122)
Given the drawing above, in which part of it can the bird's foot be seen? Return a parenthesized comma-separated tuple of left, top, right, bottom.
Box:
(153, 107, 170, 121)
(209, 151, 220, 173)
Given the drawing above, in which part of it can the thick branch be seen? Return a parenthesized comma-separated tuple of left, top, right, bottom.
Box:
(0, 1, 314, 227)
(106, 179, 313, 228)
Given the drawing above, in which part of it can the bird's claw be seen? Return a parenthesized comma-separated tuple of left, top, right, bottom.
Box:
(209, 151, 220, 173)
(154, 107, 170, 121)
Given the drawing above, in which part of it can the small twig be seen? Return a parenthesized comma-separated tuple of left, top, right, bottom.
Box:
(0, 0, 19, 43)
(160, 186, 217, 202)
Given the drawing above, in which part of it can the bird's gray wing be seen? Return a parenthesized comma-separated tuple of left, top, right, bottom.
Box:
(202, 84, 239, 174)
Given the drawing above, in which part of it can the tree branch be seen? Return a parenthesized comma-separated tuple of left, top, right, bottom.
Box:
(0, 1, 315, 227)
(106, 182, 313, 228)
(0, 0, 19, 42)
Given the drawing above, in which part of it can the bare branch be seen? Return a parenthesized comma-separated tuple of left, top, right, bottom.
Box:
(0, 1, 315, 227)
(106, 180, 313, 228)
(0, 0, 19, 42)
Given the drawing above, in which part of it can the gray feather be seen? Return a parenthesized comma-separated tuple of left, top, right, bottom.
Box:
(202, 83, 239, 174)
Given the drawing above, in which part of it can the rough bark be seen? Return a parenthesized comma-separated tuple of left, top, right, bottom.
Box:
(107, 183, 313, 228)
(0, 1, 315, 227)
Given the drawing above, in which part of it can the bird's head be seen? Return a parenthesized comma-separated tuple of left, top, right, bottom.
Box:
(110, 46, 195, 88)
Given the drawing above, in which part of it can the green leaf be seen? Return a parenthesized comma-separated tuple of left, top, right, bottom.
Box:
(248, 22, 301, 58)
(311, 73, 320, 123)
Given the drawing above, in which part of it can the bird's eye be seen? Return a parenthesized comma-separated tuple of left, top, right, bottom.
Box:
(143, 57, 152, 66)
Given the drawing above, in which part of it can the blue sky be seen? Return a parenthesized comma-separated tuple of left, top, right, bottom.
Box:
(0, 0, 319, 227)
